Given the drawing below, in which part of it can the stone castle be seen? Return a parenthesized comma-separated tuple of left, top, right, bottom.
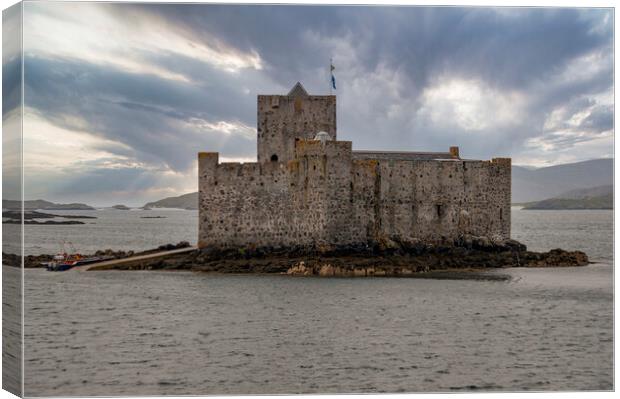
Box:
(198, 82, 511, 251)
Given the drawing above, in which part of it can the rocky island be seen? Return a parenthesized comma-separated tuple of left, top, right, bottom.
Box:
(2, 210, 97, 225)
(3, 236, 587, 278)
(106, 237, 588, 274)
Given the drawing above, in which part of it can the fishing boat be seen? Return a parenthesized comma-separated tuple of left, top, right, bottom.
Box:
(44, 253, 113, 271)
(43, 242, 113, 271)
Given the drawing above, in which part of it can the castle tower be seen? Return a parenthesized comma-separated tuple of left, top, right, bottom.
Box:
(257, 82, 336, 163)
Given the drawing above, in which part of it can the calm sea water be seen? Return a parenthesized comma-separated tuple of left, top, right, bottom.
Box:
(4, 208, 198, 256)
(511, 208, 613, 263)
(6, 208, 614, 395)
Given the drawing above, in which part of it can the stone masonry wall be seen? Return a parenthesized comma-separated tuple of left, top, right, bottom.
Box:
(257, 94, 336, 164)
(349, 157, 512, 246)
(198, 142, 511, 250)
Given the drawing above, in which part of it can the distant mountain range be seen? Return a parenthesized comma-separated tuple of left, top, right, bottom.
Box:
(2, 199, 95, 211)
(143, 192, 198, 210)
(512, 158, 613, 203)
(549, 185, 613, 200)
(521, 185, 612, 210)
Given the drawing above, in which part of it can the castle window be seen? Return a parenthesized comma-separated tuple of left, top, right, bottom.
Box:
(271, 154, 278, 162)
(436, 204, 443, 218)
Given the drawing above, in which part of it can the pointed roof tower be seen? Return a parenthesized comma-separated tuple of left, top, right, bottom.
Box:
(287, 82, 309, 98)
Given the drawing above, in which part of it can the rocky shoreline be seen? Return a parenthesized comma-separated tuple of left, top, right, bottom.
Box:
(3, 237, 589, 277)
(4, 220, 87, 225)
(175, 238, 588, 276)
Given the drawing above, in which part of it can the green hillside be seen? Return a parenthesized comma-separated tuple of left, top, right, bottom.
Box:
(143, 192, 198, 210)
(522, 189, 612, 210)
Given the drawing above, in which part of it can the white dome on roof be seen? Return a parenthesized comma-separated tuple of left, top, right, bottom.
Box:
(314, 131, 332, 144)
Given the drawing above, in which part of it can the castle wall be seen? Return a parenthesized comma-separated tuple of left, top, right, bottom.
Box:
(295, 140, 356, 247)
(198, 143, 511, 250)
(198, 143, 340, 249)
(352, 158, 512, 245)
(257, 95, 336, 164)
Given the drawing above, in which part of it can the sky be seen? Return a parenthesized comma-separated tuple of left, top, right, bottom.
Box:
(2, 2, 614, 206)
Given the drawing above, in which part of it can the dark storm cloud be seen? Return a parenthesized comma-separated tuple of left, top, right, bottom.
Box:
(50, 162, 160, 196)
(581, 104, 613, 133)
(127, 5, 611, 91)
(109, 4, 347, 83)
(24, 54, 257, 171)
(100, 4, 613, 159)
(2, 2, 22, 118)
(2, 56, 21, 118)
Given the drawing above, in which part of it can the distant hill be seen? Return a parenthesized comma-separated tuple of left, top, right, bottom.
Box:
(143, 192, 198, 210)
(2, 199, 95, 210)
(522, 185, 613, 210)
(512, 158, 613, 203)
(552, 185, 613, 200)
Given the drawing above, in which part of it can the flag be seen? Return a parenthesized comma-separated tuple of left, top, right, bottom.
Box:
(330, 61, 336, 90)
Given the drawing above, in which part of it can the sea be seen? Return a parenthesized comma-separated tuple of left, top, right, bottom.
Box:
(2, 207, 614, 395)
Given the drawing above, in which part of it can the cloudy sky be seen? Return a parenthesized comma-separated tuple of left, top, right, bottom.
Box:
(5, 2, 614, 206)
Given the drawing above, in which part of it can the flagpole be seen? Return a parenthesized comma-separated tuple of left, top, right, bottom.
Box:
(329, 58, 332, 95)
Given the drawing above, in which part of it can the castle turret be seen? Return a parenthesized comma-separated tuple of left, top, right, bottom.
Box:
(257, 82, 336, 164)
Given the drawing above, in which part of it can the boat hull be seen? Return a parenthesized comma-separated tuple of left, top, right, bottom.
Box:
(45, 256, 113, 272)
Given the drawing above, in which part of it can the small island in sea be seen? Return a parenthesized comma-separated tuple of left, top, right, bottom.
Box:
(5, 237, 588, 277)
(2, 210, 97, 225)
